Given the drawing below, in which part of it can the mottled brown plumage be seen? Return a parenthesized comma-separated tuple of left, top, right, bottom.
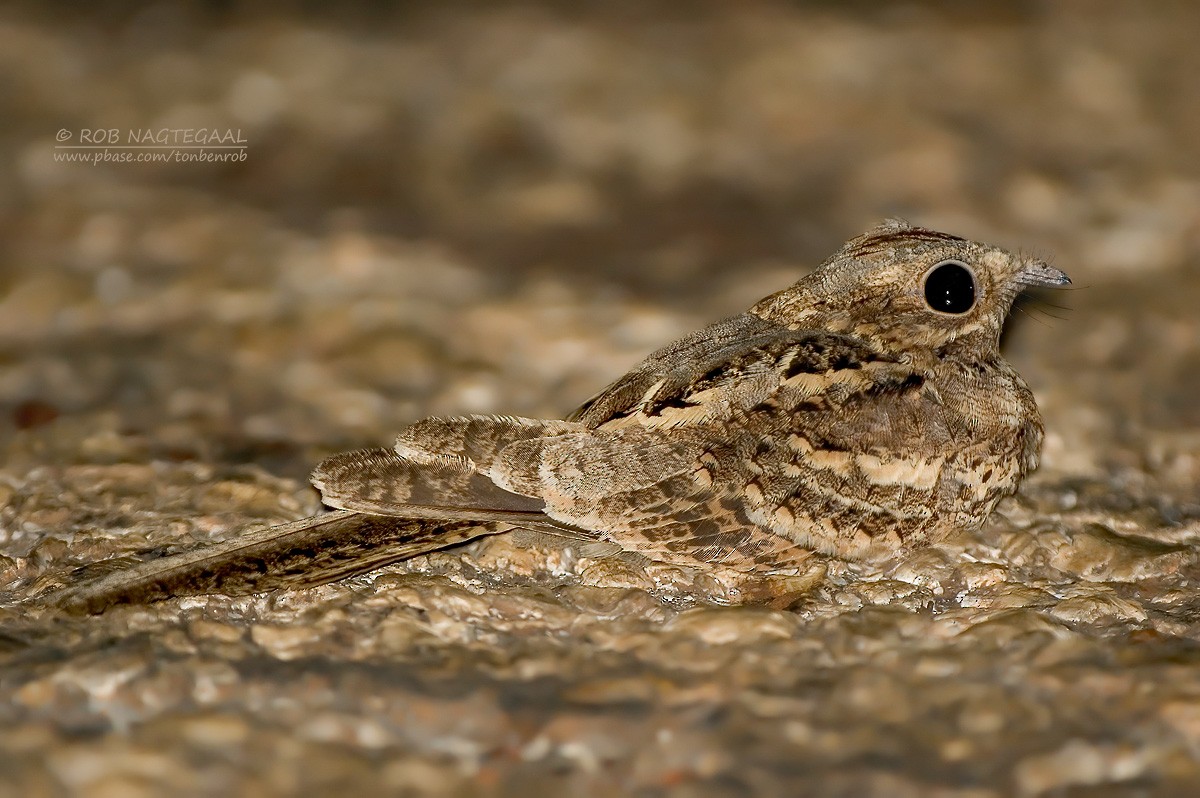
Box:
(48, 220, 1069, 613)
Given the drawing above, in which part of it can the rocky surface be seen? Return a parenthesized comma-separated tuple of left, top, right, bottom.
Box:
(2, 3, 1200, 796)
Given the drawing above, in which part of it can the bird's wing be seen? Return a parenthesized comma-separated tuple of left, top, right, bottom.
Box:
(311, 415, 589, 530)
(499, 321, 961, 566)
(569, 312, 917, 431)
(568, 313, 785, 426)
(312, 447, 549, 520)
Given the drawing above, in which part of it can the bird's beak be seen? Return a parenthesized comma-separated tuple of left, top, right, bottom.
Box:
(1016, 261, 1071, 288)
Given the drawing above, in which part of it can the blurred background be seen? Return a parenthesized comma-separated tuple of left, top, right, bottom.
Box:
(3, 3, 1200, 796)
(3, 1, 1198, 483)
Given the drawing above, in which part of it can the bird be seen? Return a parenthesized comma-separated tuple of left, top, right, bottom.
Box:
(46, 220, 1069, 614)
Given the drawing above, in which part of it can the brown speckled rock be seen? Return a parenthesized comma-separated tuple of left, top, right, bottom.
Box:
(3, 4, 1200, 797)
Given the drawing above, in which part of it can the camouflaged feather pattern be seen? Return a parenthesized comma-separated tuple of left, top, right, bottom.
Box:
(48, 220, 1069, 613)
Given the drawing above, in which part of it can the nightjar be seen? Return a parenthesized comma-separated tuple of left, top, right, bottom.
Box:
(50, 220, 1069, 613)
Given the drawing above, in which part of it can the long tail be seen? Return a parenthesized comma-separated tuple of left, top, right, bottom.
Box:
(42, 511, 504, 615)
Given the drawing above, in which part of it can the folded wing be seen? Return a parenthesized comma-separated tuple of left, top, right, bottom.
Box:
(569, 312, 905, 430)
(311, 415, 583, 527)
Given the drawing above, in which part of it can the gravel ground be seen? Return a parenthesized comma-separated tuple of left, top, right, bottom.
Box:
(2, 3, 1200, 796)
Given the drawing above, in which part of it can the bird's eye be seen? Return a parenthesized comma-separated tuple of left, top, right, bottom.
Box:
(923, 260, 976, 314)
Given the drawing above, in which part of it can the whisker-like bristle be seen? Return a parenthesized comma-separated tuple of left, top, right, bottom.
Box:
(1011, 300, 1051, 328)
(1015, 291, 1072, 323)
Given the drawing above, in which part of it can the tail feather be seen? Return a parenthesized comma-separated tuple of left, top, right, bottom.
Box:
(42, 510, 503, 615)
(43, 416, 588, 615)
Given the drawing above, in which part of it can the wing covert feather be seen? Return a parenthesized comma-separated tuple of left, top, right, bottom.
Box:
(570, 312, 904, 430)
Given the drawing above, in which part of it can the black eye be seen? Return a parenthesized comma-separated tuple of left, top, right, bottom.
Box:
(923, 260, 976, 314)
